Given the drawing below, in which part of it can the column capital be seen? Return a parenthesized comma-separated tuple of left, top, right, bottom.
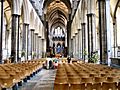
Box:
(81, 23, 86, 25)
(113, 23, 116, 25)
(35, 33, 38, 35)
(38, 36, 41, 38)
(30, 29, 35, 31)
(98, 0, 105, 1)
(73, 36, 75, 38)
(87, 13, 95, 16)
(12, 14, 20, 17)
(113, 17, 116, 25)
(75, 33, 78, 35)
(23, 23, 29, 26)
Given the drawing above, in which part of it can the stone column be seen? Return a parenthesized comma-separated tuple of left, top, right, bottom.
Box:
(75, 33, 78, 58)
(71, 38, 73, 57)
(67, 17, 72, 56)
(74, 34, 76, 58)
(38, 36, 41, 58)
(6, 30, 9, 58)
(80, 30, 82, 59)
(30, 29, 34, 59)
(0, 0, 3, 63)
(78, 29, 81, 59)
(34, 33, 36, 59)
(22, 23, 29, 60)
(68, 31, 71, 56)
(106, 0, 112, 65)
(35, 33, 38, 59)
(11, 14, 20, 63)
(42, 39, 44, 58)
(77, 33, 79, 58)
(33, 32, 35, 59)
(46, 22, 49, 53)
(27, 29, 30, 60)
(98, 0, 108, 64)
(33, 33, 38, 59)
(81, 23, 86, 61)
(73, 36, 75, 57)
(77, 31, 80, 59)
(113, 18, 117, 57)
(87, 13, 95, 61)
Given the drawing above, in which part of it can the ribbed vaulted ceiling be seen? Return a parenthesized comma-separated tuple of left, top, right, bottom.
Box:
(44, 0, 71, 35)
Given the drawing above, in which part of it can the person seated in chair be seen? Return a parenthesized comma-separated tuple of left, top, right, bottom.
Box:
(49, 60, 54, 69)
(67, 56, 71, 63)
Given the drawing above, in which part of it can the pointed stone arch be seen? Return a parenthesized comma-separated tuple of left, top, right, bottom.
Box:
(35, 17, 39, 33)
(12, 0, 23, 15)
(4, 0, 12, 29)
(47, 7, 68, 21)
(43, 0, 71, 14)
(81, 0, 87, 23)
(39, 23, 43, 37)
(22, 0, 29, 24)
(30, 9, 35, 29)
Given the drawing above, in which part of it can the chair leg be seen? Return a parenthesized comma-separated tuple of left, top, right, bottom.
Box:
(12, 84, 18, 90)
(23, 78, 27, 82)
(54, 84, 69, 90)
(2, 88, 6, 90)
(69, 84, 81, 90)
(80, 83, 85, 90)
(92, 83, 101, 90)
(86, 83, 92, 90)
(18, 81, 22, 86)
(102, 82, 117, 90)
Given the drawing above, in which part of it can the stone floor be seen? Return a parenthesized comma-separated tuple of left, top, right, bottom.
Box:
(18, 69, 56, 90)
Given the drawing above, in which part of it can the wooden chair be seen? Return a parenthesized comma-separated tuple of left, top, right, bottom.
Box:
(54, 83, 69, 90)
(102, 82, 117, 90)
(54, 79, 69, 90)
(101, 76, 119, 90)
(92, 83, 102, 90)
(117, 82, 120, 90)
(68, 77, 81, 90)
(106, 76, 119, 83)
(81, 77, 93, 90)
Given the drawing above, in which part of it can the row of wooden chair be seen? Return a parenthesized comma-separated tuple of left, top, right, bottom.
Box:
(0, 59, 46, 90)
(59, 58, 83, 63)
(54, 81, 120, 90)
(54, 63, 120, 90)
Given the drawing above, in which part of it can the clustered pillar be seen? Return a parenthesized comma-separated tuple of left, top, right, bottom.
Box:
(81, 23, 86, 61)
(113, 18, 117, 57)
(87, 13, 96, 61)
(71, 38, 73, 57)
(42, 39, 44, 58)
(75, 33, 78, 58)
(30, 29, 35, 59)
(98, 0, 108, 64)
(73, 36, 75, 57)
(0, 0, 4, 63)
(11, 14, 20, 63)
(38, 36, 42, 58)
(35, 33, 38, 59)
(22, 23, 29, 60)
(78, 29, 82, 59)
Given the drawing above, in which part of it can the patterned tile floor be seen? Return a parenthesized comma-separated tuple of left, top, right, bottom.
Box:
(18, 69, 56, 90)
